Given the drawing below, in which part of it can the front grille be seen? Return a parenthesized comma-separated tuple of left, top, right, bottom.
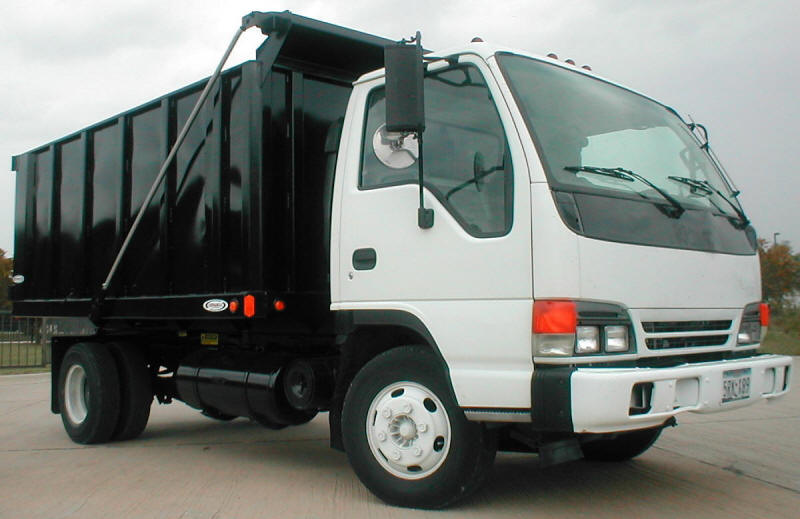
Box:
(642, 320, 731, 333)
(646, 335, 729, 350)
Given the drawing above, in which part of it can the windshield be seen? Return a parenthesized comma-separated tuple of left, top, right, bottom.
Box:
(497, 53, 755, 255)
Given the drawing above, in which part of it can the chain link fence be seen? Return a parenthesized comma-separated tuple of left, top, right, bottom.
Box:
(0, 312, 47, 368)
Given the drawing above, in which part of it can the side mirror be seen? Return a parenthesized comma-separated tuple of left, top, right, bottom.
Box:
(384, 34, 425, 133)
(384, 32, 433, 229)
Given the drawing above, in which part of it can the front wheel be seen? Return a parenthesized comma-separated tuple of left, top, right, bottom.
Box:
(580, 427, 662, 462)
(342, 346, 496, 509)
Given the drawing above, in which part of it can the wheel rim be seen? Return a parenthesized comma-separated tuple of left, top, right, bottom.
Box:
(366, 381, 451, 480)
(64, 364, 89, 425)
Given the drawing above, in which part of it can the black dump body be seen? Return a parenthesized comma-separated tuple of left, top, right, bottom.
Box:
(11, 12, 390, 328)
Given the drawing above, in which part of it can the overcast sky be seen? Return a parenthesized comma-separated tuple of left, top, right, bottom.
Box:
(2, 0, 798, 257)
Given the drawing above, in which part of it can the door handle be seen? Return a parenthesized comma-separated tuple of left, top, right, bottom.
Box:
(352, 248, 377, 270)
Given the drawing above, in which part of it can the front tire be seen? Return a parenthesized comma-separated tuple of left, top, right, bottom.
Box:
(580, 427, 662, 462)
(342, 346, 496, 509)
(58, 343, 121, 444)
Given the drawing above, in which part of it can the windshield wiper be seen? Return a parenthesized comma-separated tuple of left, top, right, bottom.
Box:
(668, 175, 749, 228)
(565, 165, 685, 218)
(666, 175, 713, 196)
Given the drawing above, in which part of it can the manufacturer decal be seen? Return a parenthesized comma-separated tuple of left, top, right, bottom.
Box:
(11, 274, 24, 284)
(202, 299, 229, 312)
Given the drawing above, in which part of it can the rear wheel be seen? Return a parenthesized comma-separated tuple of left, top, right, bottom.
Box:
(58, 343, 120, 444)
(580, 427, 662, 462)
(108, 343, 152, 441)
(342, 346, 496, 509)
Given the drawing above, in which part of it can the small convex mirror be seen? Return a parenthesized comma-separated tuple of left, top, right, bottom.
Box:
(373, 124, 419, 169)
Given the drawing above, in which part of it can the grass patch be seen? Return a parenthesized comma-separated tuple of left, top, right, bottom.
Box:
(761, 310, 800, 356)
(0, 342, 45, 368)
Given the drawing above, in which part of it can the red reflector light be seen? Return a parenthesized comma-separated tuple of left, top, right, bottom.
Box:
(273, 299, 286, 312)
(533, 301, 577, 334)
(760, 303, 770, 326)
(229, 300, 239, 313)
(243, 295, 256, 318)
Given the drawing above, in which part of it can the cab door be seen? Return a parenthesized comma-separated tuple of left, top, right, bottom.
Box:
(331, 58, 535, 409)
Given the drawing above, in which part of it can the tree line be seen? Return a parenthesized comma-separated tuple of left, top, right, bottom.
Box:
(0, 248, 11, 311)
(759, 239, 800, 312)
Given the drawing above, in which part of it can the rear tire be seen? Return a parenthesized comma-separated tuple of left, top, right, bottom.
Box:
(108, 343, 152, 441)
(342, 346, 496, 509)
(580, 427, 662, 462)
(58, 343, 120, 444)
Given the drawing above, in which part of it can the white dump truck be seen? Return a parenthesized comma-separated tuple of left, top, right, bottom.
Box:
(11, 11, 792, 509)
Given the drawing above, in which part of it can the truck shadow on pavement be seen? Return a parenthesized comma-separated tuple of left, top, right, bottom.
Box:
(129, 412, 733, 515)
(89, 408, 777, 516)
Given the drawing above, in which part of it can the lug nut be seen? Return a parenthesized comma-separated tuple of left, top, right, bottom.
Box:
(413, 447, 422, 457)
(391, 450, 401, 461)
(377, 431, 387, 442)
(418, 423, 427, 433)
(382, 408, 392, 419)
(402, 404, 412, 414)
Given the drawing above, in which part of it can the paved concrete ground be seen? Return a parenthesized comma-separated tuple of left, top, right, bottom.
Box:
(1, 371, 798, 518)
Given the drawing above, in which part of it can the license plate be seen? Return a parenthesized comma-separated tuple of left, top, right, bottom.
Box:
(722, 368, 751, 403)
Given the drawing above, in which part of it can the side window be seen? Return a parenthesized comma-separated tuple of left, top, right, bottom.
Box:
(360, 65, 513, 237)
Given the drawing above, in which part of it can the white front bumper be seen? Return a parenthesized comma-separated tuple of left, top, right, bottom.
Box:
(571, 354, 792, 433)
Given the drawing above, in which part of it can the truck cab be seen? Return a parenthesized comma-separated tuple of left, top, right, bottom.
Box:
(333, 41, 789, 431)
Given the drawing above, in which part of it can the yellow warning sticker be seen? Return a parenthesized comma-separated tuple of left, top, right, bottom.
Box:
(200, 333, 219, 346)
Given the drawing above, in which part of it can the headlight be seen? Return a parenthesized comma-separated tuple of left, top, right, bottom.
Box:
(532, 300, 634, 358)
(604, 325, 629, 352)
(576, 326, 600, 353)
(737, 303, 764, 346)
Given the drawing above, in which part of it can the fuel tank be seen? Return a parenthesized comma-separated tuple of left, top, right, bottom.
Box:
(175, 350, 317, 428)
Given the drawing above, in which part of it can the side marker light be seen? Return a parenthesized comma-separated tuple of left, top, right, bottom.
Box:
(244, 294, 256, 318)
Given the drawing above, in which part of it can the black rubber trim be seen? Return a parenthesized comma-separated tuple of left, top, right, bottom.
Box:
(531, 366, 575, 432)
(345, 309, 438, 349)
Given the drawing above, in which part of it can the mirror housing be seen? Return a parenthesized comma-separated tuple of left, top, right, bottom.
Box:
(384, 35, 425, 133)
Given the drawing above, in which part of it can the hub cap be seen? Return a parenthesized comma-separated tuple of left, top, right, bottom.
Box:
(64, 364, 89, 425)
(366, 381, 451, 480)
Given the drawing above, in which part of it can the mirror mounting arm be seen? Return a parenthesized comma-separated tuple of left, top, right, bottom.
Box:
(416, 132, 434, 228)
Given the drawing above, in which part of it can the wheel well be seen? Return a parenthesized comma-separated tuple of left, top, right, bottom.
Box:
(328, 323, 454, 451)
